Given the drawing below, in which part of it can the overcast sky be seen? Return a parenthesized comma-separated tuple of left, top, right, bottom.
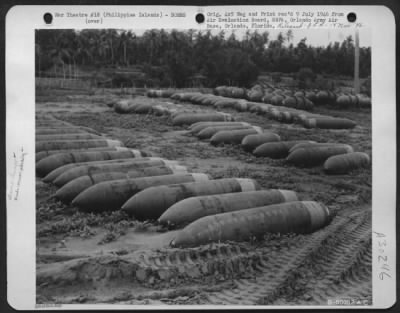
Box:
(130, 28, 371, 48)
(232, 28, 371, 47)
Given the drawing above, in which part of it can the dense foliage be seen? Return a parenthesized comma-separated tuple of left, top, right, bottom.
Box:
(36, 29, 371, 88)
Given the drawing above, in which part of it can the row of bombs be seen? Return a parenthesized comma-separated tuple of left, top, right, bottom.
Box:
(146, 86, 371, 108)
(36, 117, 126, 153)
(150, 91, 356, 129)
(214, 85, 371, 108)
(102, 103, 365, 173)
(36, 118, 331, 247)
(187, 121, 371, 174)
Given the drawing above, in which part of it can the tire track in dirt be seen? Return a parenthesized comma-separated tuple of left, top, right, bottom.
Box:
(200, 210, 371, 305)
(271, 210, 371, 305)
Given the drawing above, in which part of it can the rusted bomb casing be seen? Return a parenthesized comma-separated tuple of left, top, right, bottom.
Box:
(302, 117, 356, 129)
(241, 133, 281, 152)
(36, 149, 149, 177)
(253, 140, 316, 159)
(171, 201, 331, 247)
(55, 165, 187, 203)
(72, 173, 209, 212)
(189, 121, 249, 134)
(122, 178, 261, 220)
(36, 133, 101, 142)
(210, 127, 263, 145)
(36, 139, 123, 153)
(42, 157, 170, 183)
(36, 126, 100, 135)
(287, 145, 354, 167)
(52, 158, 179, 186)
(324, 152, 370, 174)
(172, 112, 234, 126)
(35, 147, 130, 163)
(197, 125, 253, 139)
(159, 189, 298, 226)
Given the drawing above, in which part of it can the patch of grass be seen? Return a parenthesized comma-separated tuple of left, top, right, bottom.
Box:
(37, 210, 132, 238)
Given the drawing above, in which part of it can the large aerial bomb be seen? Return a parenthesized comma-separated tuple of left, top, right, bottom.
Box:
(286, 145, 354, 167)
(171, 201, 331, 247)
(52, 158, 178, 186)
(36, 147, 131, 163)
(122, 178, 261, 220)
(316, 90, 337, 105)
(151, 105, 171, 116)
(42, 157, 172, 183)
(36, 149, 150, 176)
(36, 139, 123, 153)
(72, 173, 210, 212)
(253, 140, 316, 159)
(210, 127, 263, 145)
(172, 112, 234, 126)
(356, 94, 371, 107)
(197, 125, 253, 140)
(302, 117, 356, 129)
(234, 100, 249, 111)
(159, 189, 298, 226)
(36, 120, 73, 127)
(55, 165, 187, 203)
(253, 103, 273, 114)
(324, 152, 370, 174)
(288, 142, 346, 154)
(36, 126, 101, 135)
(189, 121, 250, 135)
(271, 94, 285, 106)
(36, 133, 101, 142)
(113, 100, 138, 113)
(213, 99, 238, 109)
(282, 96, 314, 110)
(336, 94, 360, 108)
(241, 133, 281, 152)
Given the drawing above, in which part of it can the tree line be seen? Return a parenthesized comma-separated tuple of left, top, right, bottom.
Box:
(36, 29, 371, 88)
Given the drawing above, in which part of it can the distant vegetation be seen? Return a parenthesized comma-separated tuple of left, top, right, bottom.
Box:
(36, 29, 371, 88)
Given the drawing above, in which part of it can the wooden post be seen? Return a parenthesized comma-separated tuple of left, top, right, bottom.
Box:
(354, 28, 360, 94)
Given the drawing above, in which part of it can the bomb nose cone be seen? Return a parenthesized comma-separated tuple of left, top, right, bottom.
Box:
(55, 177, 92, 204)
(279, 190, 298, 202)
(192, 173, 210, 182)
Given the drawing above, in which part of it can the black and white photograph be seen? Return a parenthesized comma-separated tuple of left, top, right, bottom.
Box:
(5, 5, 397, 309)
(34, 26, 374, 305)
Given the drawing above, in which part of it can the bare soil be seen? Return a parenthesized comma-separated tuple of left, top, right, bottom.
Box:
(36, 90, 372, 306)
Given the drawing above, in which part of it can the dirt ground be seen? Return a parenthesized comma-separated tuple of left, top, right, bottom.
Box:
(36, 89, 372, 306)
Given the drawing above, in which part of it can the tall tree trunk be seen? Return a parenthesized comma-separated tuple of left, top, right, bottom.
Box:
(62, 62, 66, 87)
(354, 29, 360, 94)
(124, 42, 127, 65)
(110, 40, 114, 65)
(38, 56, 41, 78)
